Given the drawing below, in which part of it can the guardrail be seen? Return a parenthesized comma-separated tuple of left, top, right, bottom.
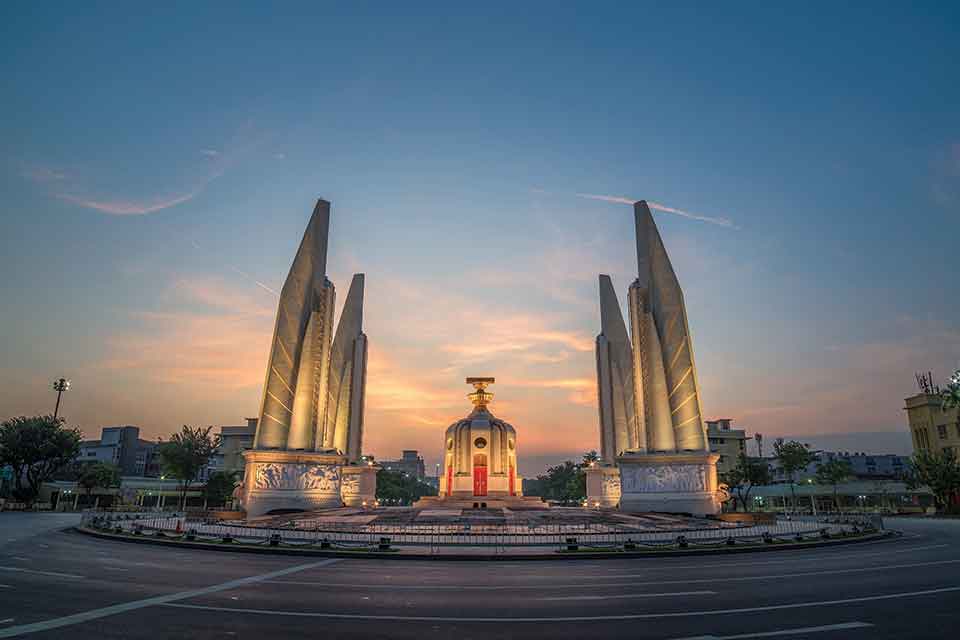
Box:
(81, 510, 881, 554)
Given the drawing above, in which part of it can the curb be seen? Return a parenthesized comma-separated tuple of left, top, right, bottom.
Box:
(72, 526, 896, 561)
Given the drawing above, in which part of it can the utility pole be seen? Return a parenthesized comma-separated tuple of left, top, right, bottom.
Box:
(754, 433, 763, 459)
(52, 377, 71, 419)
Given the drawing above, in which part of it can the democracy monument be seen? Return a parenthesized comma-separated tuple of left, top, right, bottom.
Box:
(236, 196, 717, 518)
(587, 200, 720, 515)
(241, 199, 376, 517)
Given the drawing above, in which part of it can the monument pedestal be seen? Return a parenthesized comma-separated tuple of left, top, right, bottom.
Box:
(585, 465, 622, 508)
(340, 464, 379, 507)
(241, 450, 348, 518)
(616, 452, 720, 516)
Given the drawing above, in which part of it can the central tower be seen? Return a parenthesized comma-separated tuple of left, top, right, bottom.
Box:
(439, 378, 522, 500)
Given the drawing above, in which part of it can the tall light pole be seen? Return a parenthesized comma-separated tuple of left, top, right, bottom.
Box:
(52, 377, 71, 419)
(754, 433, 763, 458)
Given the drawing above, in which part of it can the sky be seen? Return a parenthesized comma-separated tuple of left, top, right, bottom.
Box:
(1, 3, 958, 476)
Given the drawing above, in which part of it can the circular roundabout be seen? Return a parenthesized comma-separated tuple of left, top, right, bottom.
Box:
(1, 514, 958, 639)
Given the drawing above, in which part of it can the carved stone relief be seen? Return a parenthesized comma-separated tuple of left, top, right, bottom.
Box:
(620, 464, 707, 493)
(252, 463, 341, 492)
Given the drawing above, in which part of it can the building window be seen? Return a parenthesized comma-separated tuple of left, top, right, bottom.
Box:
(938, 425, 948, 439)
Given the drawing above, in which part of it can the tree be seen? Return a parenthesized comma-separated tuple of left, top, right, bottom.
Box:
(204, 470, 240, 508)
(581, 450, 600, 467)
(904, 449, 960, 513)
(0, 415, 81, 505)
(158, 425, 219, 509)
(375, 469, 436, 505)
(773, 439, 816, 513)
(942, 369, 960, 412)
(815, 458, 852, 513)
(536, 460, 585, 504)
(77, 462, 120, 507)
(721, 454, 771, 512)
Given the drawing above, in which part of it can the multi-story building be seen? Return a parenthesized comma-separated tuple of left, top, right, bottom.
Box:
(205, 419, 258, 478)
(706, 419, 748, 476)
(380, 450, 426, 480)
(766, 450, 909, 484)
(78, 426, 154, 476)
(905, 392, 959, 456)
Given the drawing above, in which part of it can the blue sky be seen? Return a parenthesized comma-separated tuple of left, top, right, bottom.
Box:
(1, 3, 958, 473)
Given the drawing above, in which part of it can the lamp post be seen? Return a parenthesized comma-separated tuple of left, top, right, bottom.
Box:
(52, 377, 71, 419)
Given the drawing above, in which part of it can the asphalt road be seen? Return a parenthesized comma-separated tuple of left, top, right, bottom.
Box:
(0, 514, 958, 639)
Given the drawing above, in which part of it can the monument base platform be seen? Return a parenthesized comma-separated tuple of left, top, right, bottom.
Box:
(242, 450, 376, 518)
(414, 495, 548, 510)
(585, 465, 622, 508)
(614, 451, 721, 516)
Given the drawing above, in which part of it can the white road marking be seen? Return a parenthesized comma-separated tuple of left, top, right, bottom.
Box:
(0, 585, 12, 589)
(0, 621, 12, 626)
(557, 543, 951, 579)
(671, 621, 873, 639)
(10, 557, 27, 562)
(161, 585, 960, 622)
(0, 567, 84, 579)
(264, 557, 960, 591)
(0, 559, 341, 638)
(539, 590, 716, 601)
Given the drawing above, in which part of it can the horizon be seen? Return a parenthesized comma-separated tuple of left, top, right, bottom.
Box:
(2, 4, 958, 479)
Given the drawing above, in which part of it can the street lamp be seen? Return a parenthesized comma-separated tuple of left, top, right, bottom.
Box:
(52, 377, 71, 419)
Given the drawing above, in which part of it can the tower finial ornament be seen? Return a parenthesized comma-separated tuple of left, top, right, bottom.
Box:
(466, 377, 495, 409)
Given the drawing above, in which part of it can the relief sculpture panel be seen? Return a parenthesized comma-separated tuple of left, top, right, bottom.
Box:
(253, 463, 341, 492)
(620, 464, 707, 493)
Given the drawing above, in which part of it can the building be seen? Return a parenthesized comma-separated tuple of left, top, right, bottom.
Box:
(905, 391, 959, 456)
(747, 480, 931, 514)
(766, 450, 909, 484)
(589, 200, 720, 515)
(706, 419, 748, 476)
(206, 418, 258, 477)
(380, 450, 426, 480)
(79, 426, 159, 476)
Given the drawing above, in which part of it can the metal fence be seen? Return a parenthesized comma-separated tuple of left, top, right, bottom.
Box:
(82, 509, 881, 553)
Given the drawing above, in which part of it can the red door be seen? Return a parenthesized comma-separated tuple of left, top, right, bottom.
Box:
(473, 454, 487, 496)
(446, 464, 453, 496)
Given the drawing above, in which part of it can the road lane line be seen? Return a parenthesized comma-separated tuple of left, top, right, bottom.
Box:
(263, 557, 960, 591)
(0, 567, 84, 579)
(0, 558, 341, 638)
(0, 621, 13, 626)
(316, 543, 949, 580)
(671, 621, 873, 639)
(160, 585, 960, 622)
(539, 590, 716, 601)
(0, 585, 12, 589)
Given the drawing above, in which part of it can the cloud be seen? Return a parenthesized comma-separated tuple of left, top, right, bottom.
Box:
(27, 121, 264, 216)
(575, 193, 737, 228)
(57, 191, 200, 216)
(931, 142, 960, 206)
(512, 377, 597, 407)
(100, 277, 274, 389)
(21, 164, 66, 183)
